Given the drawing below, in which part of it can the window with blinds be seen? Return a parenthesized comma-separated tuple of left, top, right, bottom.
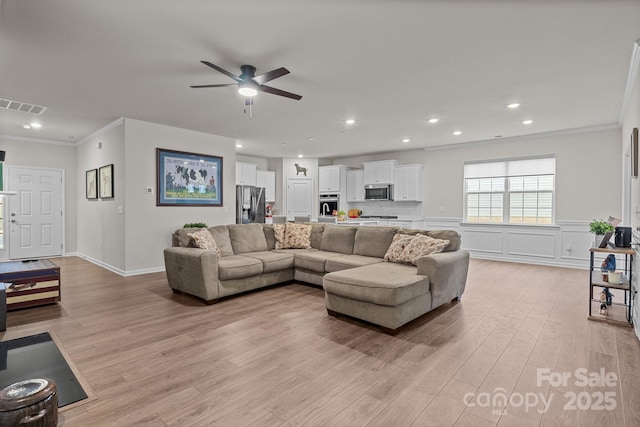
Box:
(464, 157, 555, 224)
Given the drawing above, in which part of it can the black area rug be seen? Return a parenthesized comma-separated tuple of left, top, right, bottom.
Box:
(0, 332, 88, 407)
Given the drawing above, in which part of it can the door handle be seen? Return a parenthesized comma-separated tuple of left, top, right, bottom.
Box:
(10, 219, 19, 224)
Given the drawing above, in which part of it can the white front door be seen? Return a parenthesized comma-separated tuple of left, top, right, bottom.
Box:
(7, 167, 63, 259)
(286, 177, 313, 221)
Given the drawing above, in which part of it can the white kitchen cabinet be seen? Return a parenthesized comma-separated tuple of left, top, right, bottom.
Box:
(394, 164, 423, 201)
(363, 160, 399, 185)
(256, 170, 276, 202)
(318, 165, 347, 193)
(235, 162, 257, 186)
(346, 169, 365, 202)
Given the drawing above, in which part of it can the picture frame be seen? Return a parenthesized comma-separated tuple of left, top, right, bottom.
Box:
(98, 164, 114, 198)
(156, 148, 223, 206)
(631, 127, 638, 179)
(86, 169, 98, 199)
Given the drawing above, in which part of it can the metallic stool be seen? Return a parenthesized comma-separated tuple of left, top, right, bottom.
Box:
(0, 378, 58, 426)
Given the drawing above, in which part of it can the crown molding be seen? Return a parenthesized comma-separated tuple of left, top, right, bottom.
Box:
(424, 123, 620, 152)
(619, 39, 640, 125)
(77, 117, 125, 146)
(0, 133, 76, 146)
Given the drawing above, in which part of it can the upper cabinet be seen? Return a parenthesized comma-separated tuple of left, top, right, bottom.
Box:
(256, 170, 276, 202)
(319, 165, 347, 193)
(394, 164, 423, 201)
(236, 162, 257, 186)
(346, 169, 365, 202)
(363, 160, 399, 185)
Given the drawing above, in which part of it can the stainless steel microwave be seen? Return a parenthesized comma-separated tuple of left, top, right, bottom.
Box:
(365, 184, 393, 201)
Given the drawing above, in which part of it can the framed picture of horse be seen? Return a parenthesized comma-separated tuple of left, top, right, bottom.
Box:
(86, 168, 98, 199)
(156, 148, 223, 206)
(98, 164, 114, 198)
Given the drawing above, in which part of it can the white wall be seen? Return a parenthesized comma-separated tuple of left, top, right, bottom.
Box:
(123, 119, 236, 273)
(0, 137, 78, 254)
(236, 154, 269, 171)
(76, 122, 126, 270)
(620, 42, 640, 337)
(75, 118, 236, 275)
(334, 128, 622, 222)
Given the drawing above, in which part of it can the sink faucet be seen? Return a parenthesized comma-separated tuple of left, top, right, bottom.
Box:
(322, 203, 330, 215)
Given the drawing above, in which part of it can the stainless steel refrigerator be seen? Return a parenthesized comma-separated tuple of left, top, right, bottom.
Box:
(236, 185, 266, 224)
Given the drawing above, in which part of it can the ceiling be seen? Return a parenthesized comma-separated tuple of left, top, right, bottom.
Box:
(1, 0, 639, 159)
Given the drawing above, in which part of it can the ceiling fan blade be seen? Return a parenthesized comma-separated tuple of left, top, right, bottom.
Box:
(259, 84, 302, 100)
(200, 61, 242, 82)
(253, 67, 290, 85)
(190, 83, 236, 88)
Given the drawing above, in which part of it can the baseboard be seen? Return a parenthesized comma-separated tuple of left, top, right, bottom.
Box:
(73, 253, 165, 277)
(470, 252, 587, 270)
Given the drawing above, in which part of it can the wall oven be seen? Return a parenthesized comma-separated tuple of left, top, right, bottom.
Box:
(319, 193, 339, 216)
(365, 184, 393, 201)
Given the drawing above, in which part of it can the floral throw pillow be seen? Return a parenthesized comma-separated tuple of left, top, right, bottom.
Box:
(273, 223, 287, 249)
(383, 234, 413, 263)
(400, 234, 449, 265)
(283, 223, 312, 249)
(188, 229, 222, 256)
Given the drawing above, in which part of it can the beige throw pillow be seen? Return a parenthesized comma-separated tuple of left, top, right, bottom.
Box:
(273, 223, 287, 249)
(274, 223, 312, 249)
(188, 229, 221, 256)
(400, 234, 449, 265)
(283, 223, 312, 249)
(383, 234, 413, 263)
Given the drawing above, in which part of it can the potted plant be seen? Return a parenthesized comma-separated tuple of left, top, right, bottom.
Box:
(589, 219, 615, 246)
(184, 222, 208, 228)
(337, 210, 347, 221)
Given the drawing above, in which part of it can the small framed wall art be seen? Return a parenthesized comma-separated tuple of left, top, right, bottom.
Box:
(86, 169, 98, 199)
(99, 164, 114, 198)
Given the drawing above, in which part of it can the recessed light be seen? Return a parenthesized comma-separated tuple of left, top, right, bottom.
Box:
(428, 118, 439, 124)
(23, 125, 31, 129)
(236, 144, 242, 148)
(298, 154, 303, 158)
(452, 131, 462, 136)
(280, 143, 287, 146)
(307, 137, 315, 141)
(402, 138, 410, 143)
(507, 103, 520, 109)
(345, 119, 355, 125)
(522, 120, 533, 125)
(30, 122, 42, 129)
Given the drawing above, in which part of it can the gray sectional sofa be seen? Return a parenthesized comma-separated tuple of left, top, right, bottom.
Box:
(164, 223, 470, 333)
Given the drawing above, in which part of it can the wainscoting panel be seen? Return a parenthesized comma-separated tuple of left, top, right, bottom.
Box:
(560, 230, 593, 262)
(423, 218, 593, 269)
(455, 229, 503, 254)
(506, 231, 555, 258)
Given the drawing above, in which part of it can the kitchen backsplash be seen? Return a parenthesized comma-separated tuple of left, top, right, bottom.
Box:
(348, 201, 422, 218)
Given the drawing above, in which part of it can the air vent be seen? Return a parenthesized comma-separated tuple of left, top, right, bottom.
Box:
(0, 98, 47, 115)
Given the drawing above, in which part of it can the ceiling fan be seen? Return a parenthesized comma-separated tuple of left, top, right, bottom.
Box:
(190, 61, 302, 101)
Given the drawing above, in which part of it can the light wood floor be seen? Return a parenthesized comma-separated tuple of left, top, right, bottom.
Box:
(2, 257, 640, 426)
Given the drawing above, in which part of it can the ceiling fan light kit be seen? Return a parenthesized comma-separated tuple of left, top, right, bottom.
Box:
(238, 84, 257, 97)
(191, 61, 302, 115)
